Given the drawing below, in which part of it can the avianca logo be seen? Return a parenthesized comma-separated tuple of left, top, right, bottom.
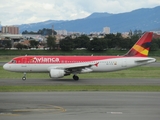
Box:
(31, 57, 60, 63)
(133, 44, 149, 56)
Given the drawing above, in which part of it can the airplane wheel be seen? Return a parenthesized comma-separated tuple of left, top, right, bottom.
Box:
(73, 75, 79, 81)
(22, 77, 26, 81)
(22, 72, 26, 81)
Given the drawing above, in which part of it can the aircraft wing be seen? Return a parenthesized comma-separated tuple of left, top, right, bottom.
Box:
(48, 62, 98, 73)
(56, 63, 96, 69)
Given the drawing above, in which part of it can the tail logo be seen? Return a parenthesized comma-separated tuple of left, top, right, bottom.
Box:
(132, 42, 151, 56)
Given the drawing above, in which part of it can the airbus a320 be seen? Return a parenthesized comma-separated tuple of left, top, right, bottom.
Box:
(3, 32, 156, 81)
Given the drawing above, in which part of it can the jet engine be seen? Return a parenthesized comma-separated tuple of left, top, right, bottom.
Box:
(49, 69, 65, 78)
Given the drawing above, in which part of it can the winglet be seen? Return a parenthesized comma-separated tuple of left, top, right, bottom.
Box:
(124, 32, 153, 57)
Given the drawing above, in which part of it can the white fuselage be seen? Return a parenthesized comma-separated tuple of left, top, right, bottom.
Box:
(3, 57, 156, 73)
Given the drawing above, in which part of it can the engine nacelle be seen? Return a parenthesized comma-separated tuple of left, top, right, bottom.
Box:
(49, 69, 65, 78)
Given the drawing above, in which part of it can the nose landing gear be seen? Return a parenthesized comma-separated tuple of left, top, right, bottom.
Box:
(22, 72, 26, 81)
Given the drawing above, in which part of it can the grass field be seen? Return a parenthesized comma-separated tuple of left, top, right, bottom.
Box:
(0, 49, 128, 56)
(0, 85, 160, 92)
(1, 66, 160, 79)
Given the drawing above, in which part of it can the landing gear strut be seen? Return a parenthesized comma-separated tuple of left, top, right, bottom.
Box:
(22, 72, 26, 81)
(73, 75, 79, 81)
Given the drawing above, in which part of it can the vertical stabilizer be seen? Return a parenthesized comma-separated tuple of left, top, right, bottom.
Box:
(124, 32, 153, 57)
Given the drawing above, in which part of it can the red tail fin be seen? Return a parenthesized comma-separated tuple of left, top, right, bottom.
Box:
(124, 32, 153, 57)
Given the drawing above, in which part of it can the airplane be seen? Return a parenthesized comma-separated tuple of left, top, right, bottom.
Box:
(3, 32, 156, 81)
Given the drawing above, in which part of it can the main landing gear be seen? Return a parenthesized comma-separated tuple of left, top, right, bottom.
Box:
(22, 72, 26, 81)
(21, 73, 79, 81)
(73, 75, 79, 81)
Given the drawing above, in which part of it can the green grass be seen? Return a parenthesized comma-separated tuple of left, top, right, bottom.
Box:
(1, 66, 160, 79)
(0, 49, 160, 56)
(0, 85, 160, 92)
(0, 49, 126, 56)
(0, 56, 17, 62)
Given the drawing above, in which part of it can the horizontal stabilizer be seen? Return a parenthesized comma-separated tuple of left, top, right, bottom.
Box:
(134, 58, 156, 63)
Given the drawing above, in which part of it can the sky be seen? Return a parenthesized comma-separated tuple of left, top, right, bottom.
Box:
(0, 0, 160, 25)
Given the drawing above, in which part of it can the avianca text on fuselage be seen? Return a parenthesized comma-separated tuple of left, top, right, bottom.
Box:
(31, 57, 60, 63)
(3, 32, 156, 81)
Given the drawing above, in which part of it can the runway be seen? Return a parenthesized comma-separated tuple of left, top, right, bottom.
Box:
(0, 92, 160, 120)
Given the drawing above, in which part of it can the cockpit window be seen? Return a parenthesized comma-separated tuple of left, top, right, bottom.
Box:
(10, 60, 16, 63)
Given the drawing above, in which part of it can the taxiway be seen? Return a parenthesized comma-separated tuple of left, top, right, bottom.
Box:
(0, 92, 160, 120)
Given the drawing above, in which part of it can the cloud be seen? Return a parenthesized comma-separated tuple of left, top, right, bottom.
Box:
(0, 0, 160, 25)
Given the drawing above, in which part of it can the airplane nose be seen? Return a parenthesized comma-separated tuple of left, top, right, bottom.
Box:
(3, 63, 9, 70)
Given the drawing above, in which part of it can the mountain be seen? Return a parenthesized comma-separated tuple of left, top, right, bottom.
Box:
(86, 12, 113, 19)
(18, 6, 160, 33)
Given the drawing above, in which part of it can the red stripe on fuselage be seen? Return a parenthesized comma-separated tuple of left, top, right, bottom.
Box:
(9, 56, 123, 64)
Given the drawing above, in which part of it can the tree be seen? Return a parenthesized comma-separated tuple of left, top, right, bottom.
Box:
(47, 36, 56, 50)
(60, 36, 74, 51)
(129, 34, 139, 48)
(104, 33, 120, 49)
(119, 38, 130, 49)
(3, 40, 12, 49)
(29, 40, 39, 48)
(14, 43, 24, 50)
(88, 38, 107, 51)
(115, 33, 123, 49)
(38, 28, 57, 36)
(150, 42, 159, 51)
(22, 30, 29, 34)
(74, 35, 90, 49)
(133, 29, 143, 36)
(150, 38, 159, 51)
(153, 38, 160, 49)
(129, 30, 132, 37)
(22, 28, 57, 35)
